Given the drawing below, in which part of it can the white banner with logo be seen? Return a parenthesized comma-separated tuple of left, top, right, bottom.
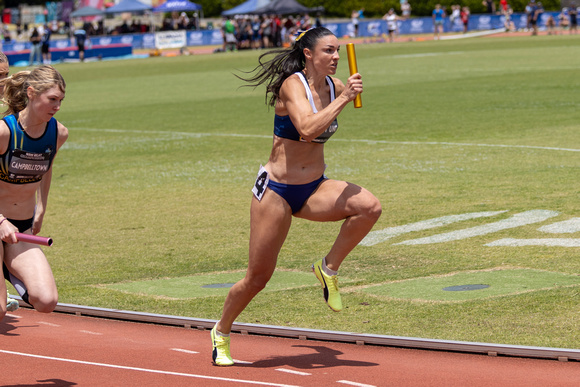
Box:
(154, 30, 187, 49)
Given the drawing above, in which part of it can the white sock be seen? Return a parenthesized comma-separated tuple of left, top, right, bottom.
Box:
(215, 323, 229, 337)
(322, 257, 338, 276)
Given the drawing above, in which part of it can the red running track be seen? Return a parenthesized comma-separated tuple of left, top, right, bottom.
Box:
(1, 308, 578, 387)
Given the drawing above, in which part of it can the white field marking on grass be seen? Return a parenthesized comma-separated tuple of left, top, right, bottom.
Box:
(395, 210, 559, 245)
(485, 238, 580, 247)
(0, 349, 298, 387)
(337, 381, 376, 387)
(391, 51, 464, 58)
(5, 313, 21, 318)
(538, 218, 580, 234)
(360, 210, 507, 246)
(171, 348, 199, 354)
(275, 368, 311, 376)
(67, 127, 580, 153)
(440, 28, 506, 40)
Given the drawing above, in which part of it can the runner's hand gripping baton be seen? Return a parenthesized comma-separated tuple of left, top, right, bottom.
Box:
(346, 43, 362, 109)
(15, 233, 53, 246)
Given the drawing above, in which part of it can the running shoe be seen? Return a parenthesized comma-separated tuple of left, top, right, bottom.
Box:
(211, 325, 234, 366)
(312, 259, 342, 312)
(6, 297, 19, 312)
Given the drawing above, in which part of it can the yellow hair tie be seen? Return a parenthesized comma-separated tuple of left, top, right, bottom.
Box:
(295, 30, 307, 42)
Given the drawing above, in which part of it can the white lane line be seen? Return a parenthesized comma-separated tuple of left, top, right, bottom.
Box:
(337, 380, 376, 387)
(68, 127, 580, 153)
(0, 349, 298, 387)
(79, 330, 103, 335)
(37, 321, 60, 327)
(234, 359, 254, 364)
(275, 368, 311, 376)
(396, 210, 559, 245)
(486, 238, 580, 247)
(171, 348, 199, 354)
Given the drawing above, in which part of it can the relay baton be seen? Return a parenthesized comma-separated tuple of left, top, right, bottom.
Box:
(346, 43, 362, 109)
(15, 233, 53, 246)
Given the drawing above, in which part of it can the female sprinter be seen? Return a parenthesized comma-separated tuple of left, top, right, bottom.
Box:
(0, 65, 68, 321)
(211, 27, 382, 366)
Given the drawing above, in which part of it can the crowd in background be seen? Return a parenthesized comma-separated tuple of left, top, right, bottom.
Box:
(1, 0, 578, 57)
(220, 12, 323, 52)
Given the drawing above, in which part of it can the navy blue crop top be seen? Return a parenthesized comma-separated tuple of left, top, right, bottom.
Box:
(0, 114, 58, 184)
(274, 72, 338, 144)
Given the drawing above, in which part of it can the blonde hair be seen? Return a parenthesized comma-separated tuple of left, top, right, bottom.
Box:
(2, 65, 66, 117)
(0, 52, 8, 64)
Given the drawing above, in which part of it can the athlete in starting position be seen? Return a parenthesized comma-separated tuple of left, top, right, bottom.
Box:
(0, 65, 68, 321)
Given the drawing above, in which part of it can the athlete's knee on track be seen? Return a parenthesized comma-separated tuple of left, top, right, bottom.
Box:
(30, 293, 58, 313)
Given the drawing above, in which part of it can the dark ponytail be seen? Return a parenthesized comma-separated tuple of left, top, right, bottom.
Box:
(237, 27, 335, 107)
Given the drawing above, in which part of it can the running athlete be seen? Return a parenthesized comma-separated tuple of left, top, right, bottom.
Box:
(211, 27, 382, 366)
(0, 65, 68, 322)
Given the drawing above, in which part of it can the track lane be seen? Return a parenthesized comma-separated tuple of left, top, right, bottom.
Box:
(1, 308, 578, 386)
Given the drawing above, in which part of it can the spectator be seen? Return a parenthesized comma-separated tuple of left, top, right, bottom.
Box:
(401, 0, 412, 20)
(261, 14, 272, 48)
(74, 27, 87, 62)
(499, 0, 508, 14)
(545, 14, 556, 34)
(383, 9, 399, 43)
(504, 6, 516, 31)
(28, 27, 42, 66)
(222, 17, 237, 52)
(461, 6, 470, 33)
(482, 0, 496, 14)
(351, 9, 359, 37)
(433, 4, 446, 40)
(41, 24, 51, 65)
(450, 5, 461, 30)
(252, 16, 262, 49)
(569, 5, 578, 34)
(531, 1, 544, 35)
(558, 8, 570, 34)
(525, 1, 534, 31)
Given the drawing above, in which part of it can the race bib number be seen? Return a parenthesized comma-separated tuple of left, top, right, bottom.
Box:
(252, 165, 269, 201)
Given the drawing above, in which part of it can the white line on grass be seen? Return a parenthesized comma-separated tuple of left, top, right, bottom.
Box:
(440, 28, 506, 40)
(0, 349, 299, 387)
(67, 127, 580, 153)
(396, 210, 559, 245)
(485, 238, 580, 247)
(360, 210, 507, 246)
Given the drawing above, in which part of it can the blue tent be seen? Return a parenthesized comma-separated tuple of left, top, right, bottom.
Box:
(153, 0, 202, 13)
(222, 0, 271, 16)
(252, 0, 310, 15)
(70, 6, 105, 18)
(105, 0, 152, 14)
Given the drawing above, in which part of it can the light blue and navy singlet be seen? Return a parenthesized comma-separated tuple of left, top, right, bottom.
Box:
(0, 114, 58, 184)
(274, 72, 338, 143)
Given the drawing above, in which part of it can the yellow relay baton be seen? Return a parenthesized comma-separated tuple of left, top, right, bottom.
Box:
(346, 43, 362, 109)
